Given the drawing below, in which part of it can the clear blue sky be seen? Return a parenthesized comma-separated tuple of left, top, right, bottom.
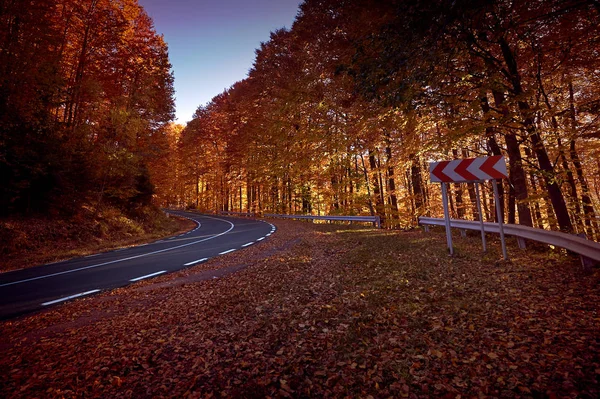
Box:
(138, 0, 303, 124)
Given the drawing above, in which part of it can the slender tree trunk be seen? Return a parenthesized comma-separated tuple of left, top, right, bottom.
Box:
(287, 175, 292, 213)
(376, 153, 385, 210)
(406, 170, 415, 219)
(369, 150, 384, 219)
(348, 167, 354, 208)
(195, 173, 199, 209)
(481, 183, 492, 221)
(507, 182, 516, 224)
(568, 81, 598, 238)
(491, 91, 531, 225)
(384, 145, 399, 218)
(448, 184, 456, 218)
(360, 154, 375, 216)
(558, 138, 582, 228)
(500, 37, 572, 232)
(67, 0, 98, 129)
(529, 173, 544, 229)
(538, 66, 582, 230)
(410, 154, 423, 211)
(331, 173, 339, 210)
(481, 97, 506, 220)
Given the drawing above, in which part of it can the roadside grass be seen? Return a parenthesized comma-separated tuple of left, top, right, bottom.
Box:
(0, 220, 598, 398)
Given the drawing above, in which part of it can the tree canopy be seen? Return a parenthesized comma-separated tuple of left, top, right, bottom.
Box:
(165, 0, 600, 237)
(0, 0, 174, 216)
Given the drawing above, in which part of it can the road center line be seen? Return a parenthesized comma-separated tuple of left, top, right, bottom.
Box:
(130, 270, 167, 282)
(42, 289, 100, 306)
(184, 258, 208, 266)
(0, 216, 234, 288)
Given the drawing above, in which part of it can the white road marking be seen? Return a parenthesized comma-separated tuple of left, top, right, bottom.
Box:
(0, 216, 235, 288)
(42, 289, 100, 306)
(257, 237, 265, 241)
(130, 270, 167, 282)
(242, 242, 254, 247)
(219, 249, 236, 255)
(184, 258, 208, 266)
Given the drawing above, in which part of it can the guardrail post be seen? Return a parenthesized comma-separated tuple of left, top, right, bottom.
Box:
(576, 233, 595, 272)
(517, 237, 526, 249)
(375, 216, 381, 229)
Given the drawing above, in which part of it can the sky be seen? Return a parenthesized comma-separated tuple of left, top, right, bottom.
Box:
(138, 0, 303, 124)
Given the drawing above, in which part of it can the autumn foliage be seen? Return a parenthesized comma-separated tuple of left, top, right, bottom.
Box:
(163, 0, 600, 237)
(0, 0, 174, 217)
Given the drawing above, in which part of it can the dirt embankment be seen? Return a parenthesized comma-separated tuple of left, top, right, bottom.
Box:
(0, 207, 194, 273)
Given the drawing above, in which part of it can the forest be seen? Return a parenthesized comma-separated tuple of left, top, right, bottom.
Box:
(162, 0, 600, 237)
(2, 0, 600, 240)
(0, 0, 174, 218)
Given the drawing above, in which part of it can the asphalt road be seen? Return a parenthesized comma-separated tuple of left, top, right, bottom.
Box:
(0, 211, 275, 320)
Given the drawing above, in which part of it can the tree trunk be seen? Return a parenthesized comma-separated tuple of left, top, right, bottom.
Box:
(410, 154, 423, 211)
(538, 67, 582, 230)
(558, 138, 581, 228)
(481, 98, 506, 220)
(529, 173, 544, 229)
(507, 182, 516, 224)
(491, 90, 531, 226)
(360, 154, 375, 216)
(499, 37, 572, 232)
(567, 81, 598, 238)
(369, 149, 385, 219)
(383, 132, 399, 218)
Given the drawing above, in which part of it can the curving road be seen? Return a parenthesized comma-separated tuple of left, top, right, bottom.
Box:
(0, 211, 275, 320)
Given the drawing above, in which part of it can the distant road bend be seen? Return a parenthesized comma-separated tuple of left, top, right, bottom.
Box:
(0, 211, 275, 320)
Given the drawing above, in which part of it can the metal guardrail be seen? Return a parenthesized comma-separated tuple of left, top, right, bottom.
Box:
(264, 213, 381, 228)
(418, 216, 600, 268)
(219, 211, 256, 217)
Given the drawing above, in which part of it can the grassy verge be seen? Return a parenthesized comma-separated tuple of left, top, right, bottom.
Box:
(1, 221, 598, 398)
(0, 206, 194, 273)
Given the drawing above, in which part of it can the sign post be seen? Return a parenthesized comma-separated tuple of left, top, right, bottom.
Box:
(440, 182, 454, 255)
(492, 180, 508, 259)
(429, 155, 508, 259)
(474, 183, 486, 252)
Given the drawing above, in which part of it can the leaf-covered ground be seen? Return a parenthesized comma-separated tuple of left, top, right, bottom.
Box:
(1, 220, 599, 398)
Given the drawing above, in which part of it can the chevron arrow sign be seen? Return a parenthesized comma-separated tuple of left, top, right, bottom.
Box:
(429, 155, 508, 183)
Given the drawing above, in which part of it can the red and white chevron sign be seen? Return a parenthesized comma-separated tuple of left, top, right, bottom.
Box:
(429, 155, 508, 183)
